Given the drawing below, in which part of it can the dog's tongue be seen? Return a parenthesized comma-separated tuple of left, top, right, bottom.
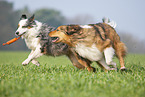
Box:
(52, 39, 58, 43)
(51, 37, 58, 42)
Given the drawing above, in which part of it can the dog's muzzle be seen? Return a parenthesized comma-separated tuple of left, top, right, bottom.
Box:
(15, 31, 26, 36)
(15, 32, 19, 36)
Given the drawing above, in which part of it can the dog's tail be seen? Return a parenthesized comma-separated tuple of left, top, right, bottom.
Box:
(102, 17, 117, 28)
(114, 41, 127, 58)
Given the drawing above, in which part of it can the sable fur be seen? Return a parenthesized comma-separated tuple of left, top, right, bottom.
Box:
(49, 22, 127, 70)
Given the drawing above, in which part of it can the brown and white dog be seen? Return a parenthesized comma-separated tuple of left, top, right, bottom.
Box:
(49, 22, 127, 71)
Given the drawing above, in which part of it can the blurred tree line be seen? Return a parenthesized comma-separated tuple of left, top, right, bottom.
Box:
(0, 1, 145, 53)
(0, 1, 66, 51)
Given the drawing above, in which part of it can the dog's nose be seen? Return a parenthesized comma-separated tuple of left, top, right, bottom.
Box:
(15, 32, 19, 35)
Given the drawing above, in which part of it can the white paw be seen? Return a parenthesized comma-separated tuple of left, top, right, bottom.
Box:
(22, 59, 30, 65)
(108, 62, 117, 69)
(35, 63, 40, 66)
(31, 60, 40, 66)
(109, 67, 117, 71)
(120, 67, 126, 71)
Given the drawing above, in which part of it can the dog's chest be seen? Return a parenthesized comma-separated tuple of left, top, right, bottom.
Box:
(25, 37, 40, 50)
(75, 43, 103, 61)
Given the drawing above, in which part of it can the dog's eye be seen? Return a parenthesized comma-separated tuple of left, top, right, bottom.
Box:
(22, 26, 28, 28)
(28, 26, 33, 29)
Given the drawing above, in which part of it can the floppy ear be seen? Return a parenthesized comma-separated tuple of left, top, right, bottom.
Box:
(28, 14, 35, 23)
(66, 25, 81, 35)
(20, 14, 27, 20)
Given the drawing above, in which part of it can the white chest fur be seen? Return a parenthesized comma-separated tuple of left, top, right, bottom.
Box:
(24, 36, 40, 50)
(75, 43, 103, 61)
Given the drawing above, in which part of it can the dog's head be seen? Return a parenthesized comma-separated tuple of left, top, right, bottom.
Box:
(49, 25, 81, 46)
(15, 14, 36, 36)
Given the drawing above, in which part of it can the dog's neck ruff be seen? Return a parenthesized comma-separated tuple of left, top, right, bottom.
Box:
(22, 21, 42, 39)
(22, 21, 43, 50)
(75, 43, 103, 61)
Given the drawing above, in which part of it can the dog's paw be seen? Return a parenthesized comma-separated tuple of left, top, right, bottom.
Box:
(35, 63, 40, 66)
(22, 59, 30, 66)
(120, 67, 127, 71)
(22, 64, 27, 66)
(31, 60, 40, 66)
(109, 67, 117, 71)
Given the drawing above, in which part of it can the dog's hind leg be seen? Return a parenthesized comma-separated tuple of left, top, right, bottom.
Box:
(96, 57, 117, 71)
(97, 38, 117, 69)
(115, 42, 127, 70)
(104, 46, 117, 69)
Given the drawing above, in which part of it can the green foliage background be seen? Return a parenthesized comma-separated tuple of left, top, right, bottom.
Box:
(0, 1, 66, 51)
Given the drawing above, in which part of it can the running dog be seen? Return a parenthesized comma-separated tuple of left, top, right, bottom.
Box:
(49, 21, 127, 70)
(15, 14, 97, 72)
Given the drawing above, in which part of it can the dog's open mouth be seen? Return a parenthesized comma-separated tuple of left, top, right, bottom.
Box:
(20, 32, 26, 36)
(51, 37, 59, 42)
(16, 32, 26, 37)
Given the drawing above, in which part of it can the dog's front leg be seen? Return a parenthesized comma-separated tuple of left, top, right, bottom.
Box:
(22, 50, 34, 65)
(22, 45, 43, 66)
(31, 59, 40, 66)
(67, 49, 96, 72)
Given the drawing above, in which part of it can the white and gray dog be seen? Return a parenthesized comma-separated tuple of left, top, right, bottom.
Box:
(15, 14, 64, 66)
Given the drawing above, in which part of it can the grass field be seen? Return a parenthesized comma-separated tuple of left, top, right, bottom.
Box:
(0, 51, 145, 97)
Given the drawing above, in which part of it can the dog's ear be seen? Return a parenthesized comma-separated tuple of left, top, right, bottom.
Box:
(28, 14, 35, 23)
(66, 30, 76, 35)
(66, 25, 81, 35)
(20, 14, 27, 20)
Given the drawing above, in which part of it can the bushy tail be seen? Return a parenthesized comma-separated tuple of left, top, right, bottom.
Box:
(114, 42, 127, 58)
(102, 17, 117, 28)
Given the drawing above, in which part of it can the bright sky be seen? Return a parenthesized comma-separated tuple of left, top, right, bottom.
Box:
(7, 0, 145, 40)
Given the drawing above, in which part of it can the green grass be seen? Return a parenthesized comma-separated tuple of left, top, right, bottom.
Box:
(0, 51, 145, 97)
